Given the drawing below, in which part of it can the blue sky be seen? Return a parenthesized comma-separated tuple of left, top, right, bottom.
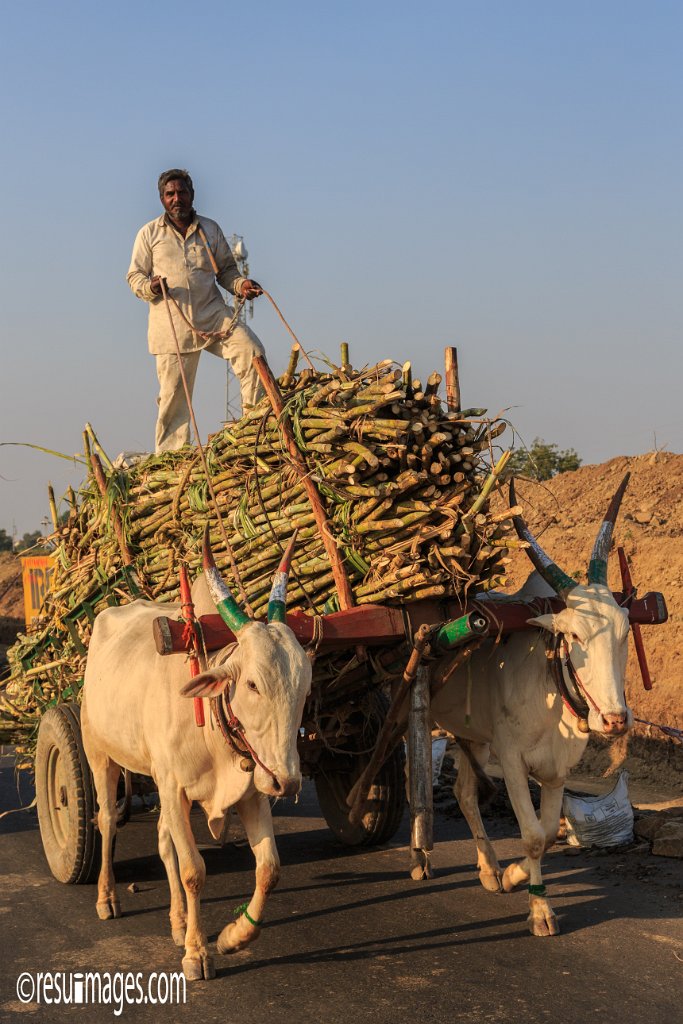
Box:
(1, 1, 681, 534)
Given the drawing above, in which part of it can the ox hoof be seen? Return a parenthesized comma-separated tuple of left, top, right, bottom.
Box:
(528, 911, 560, 937)
(409, 851, 433, 881)
(502, 864, 527, 893)
(217, 920, 259, 954)
(182, 953, 216, 981)
(172, 927, 187, 948)
(479, 870, 503, 893)
(96, 898, 121, 920)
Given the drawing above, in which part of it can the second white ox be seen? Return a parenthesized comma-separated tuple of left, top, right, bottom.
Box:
(81, 531, 311, 981)
(430, 475, 632, 937)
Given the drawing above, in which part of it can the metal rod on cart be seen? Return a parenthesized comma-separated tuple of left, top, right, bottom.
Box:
(408, 662, 433, 881)
(617, 546, 653, 691)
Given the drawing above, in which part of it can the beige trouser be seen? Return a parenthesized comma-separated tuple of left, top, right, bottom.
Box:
(154, 323, 265, 453)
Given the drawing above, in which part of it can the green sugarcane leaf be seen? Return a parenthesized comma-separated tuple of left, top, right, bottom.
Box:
(0, 442, 87, 464)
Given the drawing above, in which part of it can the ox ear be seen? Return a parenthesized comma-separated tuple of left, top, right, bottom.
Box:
(181, 667, 232, 698)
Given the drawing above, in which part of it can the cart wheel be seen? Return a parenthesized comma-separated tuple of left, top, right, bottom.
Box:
(35, 703, 100, 884)
(315, 692, 406, 847)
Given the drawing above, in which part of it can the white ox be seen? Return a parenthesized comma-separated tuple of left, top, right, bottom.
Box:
(81, 531, 311, 981)
(430, 475, 632, 936)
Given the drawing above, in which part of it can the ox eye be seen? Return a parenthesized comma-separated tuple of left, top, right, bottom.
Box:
(245, 679, 259, 694)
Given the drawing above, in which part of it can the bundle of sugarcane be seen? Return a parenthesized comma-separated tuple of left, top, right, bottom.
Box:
(2, 347, 517, 750)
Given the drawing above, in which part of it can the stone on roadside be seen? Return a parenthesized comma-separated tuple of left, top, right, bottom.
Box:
(652, 819, 683, 859)
(634, 814, 661, 841)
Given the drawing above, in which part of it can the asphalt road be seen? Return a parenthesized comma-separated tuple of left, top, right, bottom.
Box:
(0, 754, 681, 1023)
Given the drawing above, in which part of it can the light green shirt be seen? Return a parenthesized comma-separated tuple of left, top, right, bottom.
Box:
(127, 213, 246, 354)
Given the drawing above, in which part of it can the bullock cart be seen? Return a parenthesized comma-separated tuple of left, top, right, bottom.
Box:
(4, 348, 668, 889)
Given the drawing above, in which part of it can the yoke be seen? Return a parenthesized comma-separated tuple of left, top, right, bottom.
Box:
(152, 590, 668, 657)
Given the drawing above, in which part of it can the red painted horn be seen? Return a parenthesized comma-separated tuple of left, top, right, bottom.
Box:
(268, 530, 298, 623)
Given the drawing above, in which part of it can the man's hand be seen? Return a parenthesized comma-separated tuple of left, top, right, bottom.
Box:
(150, 276, 167, 296)
(240, 279, 263, 300)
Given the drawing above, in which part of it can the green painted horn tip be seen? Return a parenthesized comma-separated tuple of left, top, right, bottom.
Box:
(217, 597, 250, 633)
(267, 600, 287, 624)
(587, 559, 608, 586)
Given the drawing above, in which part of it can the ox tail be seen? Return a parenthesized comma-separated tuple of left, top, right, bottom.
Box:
(456, 739, 498, 806)
(116, 770, 133, 828)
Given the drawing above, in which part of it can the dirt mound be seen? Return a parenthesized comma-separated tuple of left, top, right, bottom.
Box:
(0, 553, 23, 621)
(499, 452, 682, 791)
(0, 554, 24, 671)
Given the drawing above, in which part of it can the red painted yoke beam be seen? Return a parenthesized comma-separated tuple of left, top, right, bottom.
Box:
(152, 591, 668, 658)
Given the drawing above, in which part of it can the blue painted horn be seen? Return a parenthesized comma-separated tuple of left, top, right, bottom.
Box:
(510, 479, 577, 599)
(587, 473, 630, 585)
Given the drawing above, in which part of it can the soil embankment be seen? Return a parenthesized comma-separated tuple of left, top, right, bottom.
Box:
(0, 552, 24, 672)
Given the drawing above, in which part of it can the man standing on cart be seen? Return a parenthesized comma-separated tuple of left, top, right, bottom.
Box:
(127, 168, 265, 453)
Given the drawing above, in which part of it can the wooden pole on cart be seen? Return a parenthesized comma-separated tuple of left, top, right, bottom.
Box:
(253, 354, 355, 611)
(346, 622, 431, 826)
(408, 661, 434, 881)
(445, 346, 461, 415)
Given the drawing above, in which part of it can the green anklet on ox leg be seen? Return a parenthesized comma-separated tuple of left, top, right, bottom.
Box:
(233, 902, 264, 928)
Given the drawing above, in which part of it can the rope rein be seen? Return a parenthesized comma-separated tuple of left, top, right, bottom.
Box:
(260, 289, 316, 370)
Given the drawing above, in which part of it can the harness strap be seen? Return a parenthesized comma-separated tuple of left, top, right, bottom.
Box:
(560, 639, 602, 716)
(210, 694, 280, 788)
(180, 592, 280, 786)
(549, 636, 590, 728)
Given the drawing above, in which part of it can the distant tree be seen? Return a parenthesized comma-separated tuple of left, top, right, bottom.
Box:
(0, 529, 12, 552)
(508, 437, 582, 481)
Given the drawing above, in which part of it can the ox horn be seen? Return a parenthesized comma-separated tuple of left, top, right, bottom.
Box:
(509, 479, 577, 599)
(267, 530, 298, 623)
(202, 523, 251, 633)
(587, 472, 630, 585)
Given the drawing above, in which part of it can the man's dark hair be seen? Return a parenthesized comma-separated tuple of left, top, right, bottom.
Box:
(158, 168, 194, 198)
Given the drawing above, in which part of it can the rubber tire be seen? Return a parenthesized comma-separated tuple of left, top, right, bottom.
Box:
(35, 703, 100, 884)
(314, 692, 406, 847)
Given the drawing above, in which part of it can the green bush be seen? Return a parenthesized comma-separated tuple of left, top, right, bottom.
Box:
(508, 437, 582, 481)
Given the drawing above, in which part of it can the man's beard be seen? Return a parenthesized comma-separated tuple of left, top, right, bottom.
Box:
(170, 205, 194, 223)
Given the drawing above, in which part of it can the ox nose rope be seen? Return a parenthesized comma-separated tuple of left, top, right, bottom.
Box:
(633, 718, 683, 742)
